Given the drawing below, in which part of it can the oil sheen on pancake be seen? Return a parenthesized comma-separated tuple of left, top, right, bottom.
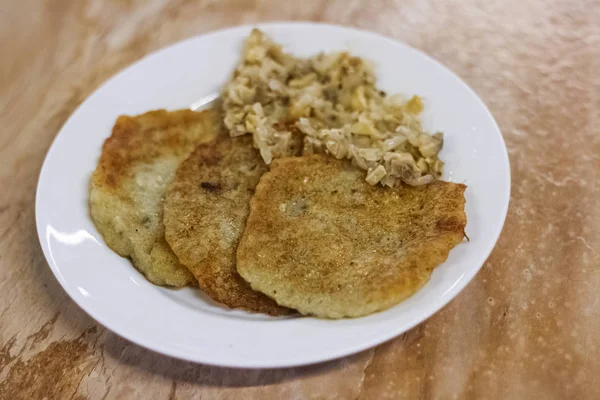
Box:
(237, 155, 467, 318)
(90, 109, 219, 286)
(163, 134, 292, 316)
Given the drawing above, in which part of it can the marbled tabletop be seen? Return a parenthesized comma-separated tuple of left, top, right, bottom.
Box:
(1, 0, 598, 399)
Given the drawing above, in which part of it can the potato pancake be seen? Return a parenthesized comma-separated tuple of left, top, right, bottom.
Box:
(164, 134, 292, 315)
(237, 155, 466, 318)
(90, 109, 218, 286)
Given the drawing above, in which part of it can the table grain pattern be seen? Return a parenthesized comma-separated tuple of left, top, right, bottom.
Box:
(1, 0, 599, 399)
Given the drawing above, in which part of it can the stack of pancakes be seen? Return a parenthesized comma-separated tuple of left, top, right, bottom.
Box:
(90, 108, 466, 318)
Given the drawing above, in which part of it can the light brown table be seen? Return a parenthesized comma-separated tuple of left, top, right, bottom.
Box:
(1, 1, 599, 398)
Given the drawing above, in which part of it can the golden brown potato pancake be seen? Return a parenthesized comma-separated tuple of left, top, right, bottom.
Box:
(164, 134, 292, 315)
(237, 155, 466, 318)
(90, 109, 219, 286)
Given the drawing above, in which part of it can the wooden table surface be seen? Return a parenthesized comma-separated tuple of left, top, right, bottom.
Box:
(1, 0, 599, 399)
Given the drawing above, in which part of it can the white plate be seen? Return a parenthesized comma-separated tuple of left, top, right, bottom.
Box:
(36, 22, 510, 368)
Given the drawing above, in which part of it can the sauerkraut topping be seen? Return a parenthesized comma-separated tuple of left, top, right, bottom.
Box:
(222, 29, 444, 186)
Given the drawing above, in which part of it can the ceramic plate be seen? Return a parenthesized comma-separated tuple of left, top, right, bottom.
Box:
(35, 22, 510, 368)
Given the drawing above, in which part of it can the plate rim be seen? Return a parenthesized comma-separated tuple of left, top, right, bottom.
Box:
(35, 21, 511, 368)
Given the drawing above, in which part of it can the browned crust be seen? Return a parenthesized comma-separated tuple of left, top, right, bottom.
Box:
(93, 109, 219, 189)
